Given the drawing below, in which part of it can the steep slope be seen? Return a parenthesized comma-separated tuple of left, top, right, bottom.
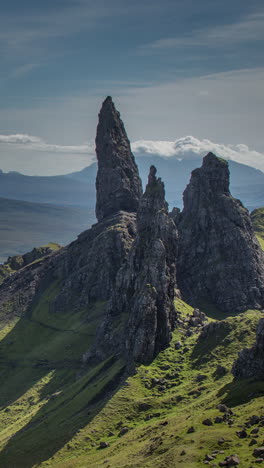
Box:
(0, 299, 263, 467)
(178, 153, 264, 313)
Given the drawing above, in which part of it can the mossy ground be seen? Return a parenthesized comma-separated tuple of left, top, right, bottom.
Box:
(0, 287, 263, 468)
(251, 207, 264, 250)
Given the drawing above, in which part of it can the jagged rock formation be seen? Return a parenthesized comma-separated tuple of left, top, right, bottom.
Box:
(232, 318, 264, 379)
(95, 96, 142, 221)
(52, 212, 136, 312)
(178, 152, 264, 313)
(7, 244, 60, 271)
(89, 166, 178, 365)
(0, 248, 64, 321)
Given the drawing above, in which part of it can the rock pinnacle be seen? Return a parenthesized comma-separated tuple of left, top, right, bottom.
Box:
(178, 152, 264, 313)
(95, 96, 142, 221)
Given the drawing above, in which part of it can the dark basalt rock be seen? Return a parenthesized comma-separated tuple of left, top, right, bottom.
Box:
(95, 96, 142, 222)
(178, 152, 264, 313)
(232, 318, 264, 380)
(51, 211, 137, 312)
(0, 248, 64, 322)
(89, 166, 178, 365)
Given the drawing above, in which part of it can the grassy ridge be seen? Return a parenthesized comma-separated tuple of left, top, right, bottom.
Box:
(0, 289, 263, 467)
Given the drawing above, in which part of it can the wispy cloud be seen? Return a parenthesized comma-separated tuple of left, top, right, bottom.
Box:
(1, 133, 264, 173)
(132, 136, 264, 172)
(142, 9, 264, 52)
(0, 134, 95, 155)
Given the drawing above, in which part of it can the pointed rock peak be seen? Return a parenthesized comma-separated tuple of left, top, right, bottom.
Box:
(188, 152, 230, 196)
(202, 152, 228, 169)
(144, 165, 166, 201)
(179, 152, 264, 313)
(148, 164, 157, 181)
(138, 166, 168, 233)
(99, 96, 119, 124)
(95, 97, 143, 222)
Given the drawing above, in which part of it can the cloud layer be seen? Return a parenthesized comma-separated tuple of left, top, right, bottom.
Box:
(1, 133, 264, 173)
(132, 136, 264, 172)
(0, 134, 94, 155)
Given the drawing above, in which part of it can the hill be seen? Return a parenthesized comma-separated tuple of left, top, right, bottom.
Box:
(0, 197, 94, 263)
(0, 97, 263, 468)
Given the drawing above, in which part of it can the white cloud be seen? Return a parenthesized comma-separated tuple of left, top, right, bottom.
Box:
(131, 136, 264, 172)
(0, 133, 94, 155)
(1, 132, 264, 173)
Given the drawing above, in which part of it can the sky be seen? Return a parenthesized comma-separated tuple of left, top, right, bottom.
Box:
(0, 0, 264, 175)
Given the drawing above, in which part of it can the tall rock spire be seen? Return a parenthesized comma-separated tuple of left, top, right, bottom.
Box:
(89, 166, 178, 365)
(178, 152, 264, 313)
(95, 96, 142, 221)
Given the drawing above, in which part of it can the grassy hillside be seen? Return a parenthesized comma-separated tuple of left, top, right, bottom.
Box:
(0, 198, 95, 262)
(251, 207, 264, 250)
(0, 285, 263, 468)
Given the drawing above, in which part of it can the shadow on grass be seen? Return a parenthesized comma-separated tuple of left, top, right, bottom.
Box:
(0, 280, 123, 467)
(217, 378, 264, 408)
(0, 355, 126, 468)
(190, 321, 232, 367)
(196, 297, 239, 321)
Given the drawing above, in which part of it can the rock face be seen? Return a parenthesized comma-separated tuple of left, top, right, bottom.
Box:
(95, 96, 142, 221)
(232, 318, 264, 380)
(90, 166, 178, 365)
(178, 152, 264, 313)
(52, 212, 137, 312)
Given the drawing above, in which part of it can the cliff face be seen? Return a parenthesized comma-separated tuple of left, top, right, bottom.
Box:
(233, 318, 264, 380)
(94, 166, 178, 364)
(178, 152, 264, 313)
(125, 166, 178, 363)
(95, 96, 142, 222)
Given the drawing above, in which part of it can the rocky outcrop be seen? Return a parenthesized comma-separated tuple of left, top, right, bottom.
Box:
(0, 248, 64, 322)
(51, 212, 137, 312)
(0, 244, 61, 286)
(89, 166, 178, 365)
(95, 96, 142, 222)
(178, 152, 264, 313)
(6, 244, 60, 271)
(232, 318, 264, 380)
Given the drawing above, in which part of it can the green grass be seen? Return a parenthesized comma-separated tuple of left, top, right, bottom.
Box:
(0, 294, 263, 468)
(256, 234, 264, 250)
(251, 207, 264, 251)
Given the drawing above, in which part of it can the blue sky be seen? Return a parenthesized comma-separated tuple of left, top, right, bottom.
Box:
(1, 0, 264, 174)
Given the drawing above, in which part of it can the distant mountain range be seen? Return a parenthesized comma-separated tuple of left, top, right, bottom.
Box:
(0, 155, 263, 261)
(1, 156, 263, 211)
